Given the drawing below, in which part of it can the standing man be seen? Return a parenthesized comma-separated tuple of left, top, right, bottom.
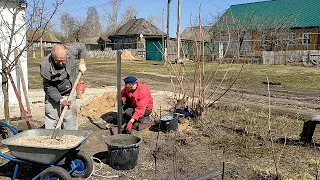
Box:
(121, 76, 153, 132)
(40, 43, 87, 130)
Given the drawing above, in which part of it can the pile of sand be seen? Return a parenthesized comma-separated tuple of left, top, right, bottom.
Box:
(80, 92, 117, 118)
(11, 135, 83, 149)
(121, 50, 135, 60)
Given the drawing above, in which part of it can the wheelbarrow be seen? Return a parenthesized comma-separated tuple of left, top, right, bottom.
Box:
(0, 122, 93, 180)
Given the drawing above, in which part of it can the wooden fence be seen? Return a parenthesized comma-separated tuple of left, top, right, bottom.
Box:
(87, 49, 144, 59)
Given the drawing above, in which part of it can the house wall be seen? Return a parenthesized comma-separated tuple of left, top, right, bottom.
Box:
(31, 41, 60, 48)
(111, 36, 140, 50)
(214, 31, 252, 57)
(0, 1, 28, 107)
(252, 28, 320, 51)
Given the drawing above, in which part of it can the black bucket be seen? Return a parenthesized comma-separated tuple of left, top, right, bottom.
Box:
(160, 113, 178, 132)
(105, 134, 142, 170)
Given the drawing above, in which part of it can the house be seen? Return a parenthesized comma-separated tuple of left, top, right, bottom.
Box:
(213, 0, 320, 54)
(0, 0, 28, 107)
(180, 26, 217, 60)
(108, 18, 166, 60)
(78, 36, 112, 51)
(27, 29, 60, 48)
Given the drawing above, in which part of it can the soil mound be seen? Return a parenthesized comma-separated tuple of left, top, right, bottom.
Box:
(121, 50, 135, 60)
(80, 92, 117, 118)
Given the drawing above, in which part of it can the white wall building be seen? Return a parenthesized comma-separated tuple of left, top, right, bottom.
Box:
(0, 0, 28, 107)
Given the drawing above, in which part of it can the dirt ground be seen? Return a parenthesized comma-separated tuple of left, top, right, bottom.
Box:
(1, 87, 320, 180)
(2, 59, 320, 179)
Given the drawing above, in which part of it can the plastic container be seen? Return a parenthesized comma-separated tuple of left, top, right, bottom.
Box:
(105, 134, 142, 170)
(160, 112, 178, 132)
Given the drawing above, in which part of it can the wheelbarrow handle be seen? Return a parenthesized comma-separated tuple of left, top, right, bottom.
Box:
(51, 72, 82, 139)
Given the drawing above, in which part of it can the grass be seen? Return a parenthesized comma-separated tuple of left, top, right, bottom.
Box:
(28, 57, 320, 93)
(196, 102, 320, 179)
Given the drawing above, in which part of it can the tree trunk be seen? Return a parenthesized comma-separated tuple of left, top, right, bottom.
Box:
(2, 73, 10, 123)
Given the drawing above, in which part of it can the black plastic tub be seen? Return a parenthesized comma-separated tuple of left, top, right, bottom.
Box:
(160, 113, 178, 132)
(105, 134, 142, 170)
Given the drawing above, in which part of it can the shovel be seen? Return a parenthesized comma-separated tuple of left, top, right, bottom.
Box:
(51, 71, 82, 139)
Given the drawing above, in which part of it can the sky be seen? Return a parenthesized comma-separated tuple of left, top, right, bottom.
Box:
(51, 0, 266, 37)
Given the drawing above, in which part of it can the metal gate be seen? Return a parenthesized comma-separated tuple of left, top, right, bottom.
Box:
(145, 38, 163, 60)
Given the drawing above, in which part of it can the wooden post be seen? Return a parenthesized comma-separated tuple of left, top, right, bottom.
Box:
(117, 50, 122, 134)
(166, 0, 171, 64)
(176, 0, 181, 60)
(32, 45, 35, 58)
(162, 8, 165, 62)
(17, 60, 31, 116)
(40, 37, 43, 57)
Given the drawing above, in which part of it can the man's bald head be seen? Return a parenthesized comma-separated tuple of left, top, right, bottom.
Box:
(52, 44, 67, 67)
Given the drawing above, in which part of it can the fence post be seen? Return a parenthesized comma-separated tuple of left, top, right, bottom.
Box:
(117, 50, 122, 134)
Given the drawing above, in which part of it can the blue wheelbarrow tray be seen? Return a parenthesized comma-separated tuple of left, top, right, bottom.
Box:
(1, 129, 92, 165)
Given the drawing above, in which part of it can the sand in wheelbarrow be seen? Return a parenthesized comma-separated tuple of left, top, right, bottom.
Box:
(11, 135, 84, 149)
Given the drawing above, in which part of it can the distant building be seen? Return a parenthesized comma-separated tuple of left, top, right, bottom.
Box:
(180, 26, 217, 60)
(78, 36, 112, 51)
(109, 18, 166, 60)
(213, 0, 320, 54)
(27, 29, 60, 48)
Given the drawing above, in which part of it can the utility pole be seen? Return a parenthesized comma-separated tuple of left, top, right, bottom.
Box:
(162, 8, 165, 62)
(176, 0, 181, 60)
(166, 0, 172, 64)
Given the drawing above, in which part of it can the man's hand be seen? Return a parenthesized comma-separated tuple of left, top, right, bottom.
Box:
(60, 99, 71, 109)
(126, 118, 135, 132)
(79, 59, 86, 74)
(79, 63, 86, 74)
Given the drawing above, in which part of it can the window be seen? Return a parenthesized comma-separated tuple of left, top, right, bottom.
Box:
(271, 32, 281, 48)
(287, 32, 296, 46)
(302, 33, 311, 46)
(261, 34, 267, 47)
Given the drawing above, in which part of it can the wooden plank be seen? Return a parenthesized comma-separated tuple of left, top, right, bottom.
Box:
(17, 59, 32, 115)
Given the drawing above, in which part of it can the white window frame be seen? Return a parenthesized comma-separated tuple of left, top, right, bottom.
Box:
(269, 32, 281, 48)
(287, 32, 296, 46)
(302, 32, 311, 46)
(261, 34, 267, 47)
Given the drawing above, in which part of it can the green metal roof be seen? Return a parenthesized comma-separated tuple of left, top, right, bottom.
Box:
(215, 0, 320, 30)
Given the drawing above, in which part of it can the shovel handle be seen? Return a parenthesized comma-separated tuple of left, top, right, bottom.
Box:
(51, 71, 82, 139)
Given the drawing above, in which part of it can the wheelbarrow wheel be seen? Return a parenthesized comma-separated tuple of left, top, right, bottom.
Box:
(69, 150, 93, 178)
(40, 166, 72, 180)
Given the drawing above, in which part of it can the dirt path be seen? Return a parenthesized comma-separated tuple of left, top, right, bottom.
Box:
(83, 72, 320, 120)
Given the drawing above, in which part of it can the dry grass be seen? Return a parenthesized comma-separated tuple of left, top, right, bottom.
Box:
(28, 57, 320, 92)
(195, 103, 320, 179)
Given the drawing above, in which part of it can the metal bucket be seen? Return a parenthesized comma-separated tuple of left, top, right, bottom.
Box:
(105, 134, 142, 170)
(160, 112, 178, 132)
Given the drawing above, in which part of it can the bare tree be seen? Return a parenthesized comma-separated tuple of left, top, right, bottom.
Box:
(60, 12, 90, 42)
(85, 7, 101, 37)
(104, 0, 138, 34)
(60, 12, 76, 40)
(73, 17, 87, 42)
(120, 3, 138, 25)
(146, 15, 162, 28)
(104, 0, 121, 34)
(0, 0, 63, 123)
